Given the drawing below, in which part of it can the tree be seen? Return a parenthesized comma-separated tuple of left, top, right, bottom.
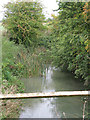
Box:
(3, 0, 45, 47)
(48, 1, 89, 86)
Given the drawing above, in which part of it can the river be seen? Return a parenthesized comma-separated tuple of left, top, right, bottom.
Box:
(19, 65, 88, 118)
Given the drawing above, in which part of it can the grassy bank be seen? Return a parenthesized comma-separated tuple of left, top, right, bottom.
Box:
(1, 29, 48, 118)
(1, 27, 24, 118)
(1, 27, 50, 118)
(2, 36, 47, 87)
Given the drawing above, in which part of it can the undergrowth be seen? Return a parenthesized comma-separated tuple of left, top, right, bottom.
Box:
(2, 34, 48, 93)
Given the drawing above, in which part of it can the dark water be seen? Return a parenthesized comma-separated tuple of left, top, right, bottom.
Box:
(19, 66, 88, 118)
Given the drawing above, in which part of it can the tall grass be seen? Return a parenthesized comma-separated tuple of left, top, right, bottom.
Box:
(1, 20, 48, 94)
(2, 35, 46, 86)
(15, 46, 46, 77)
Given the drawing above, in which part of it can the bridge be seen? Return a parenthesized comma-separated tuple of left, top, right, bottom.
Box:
(0, 91, 90, 99)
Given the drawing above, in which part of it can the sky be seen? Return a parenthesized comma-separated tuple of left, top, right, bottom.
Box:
(40, 0, 58, 18)
(0, 0, 58, 21)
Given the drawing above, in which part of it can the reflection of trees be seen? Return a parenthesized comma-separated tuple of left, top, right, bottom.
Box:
(20, 66, 87, 118)
(54, 96, 87, 118)
(51, 69, 85, 91)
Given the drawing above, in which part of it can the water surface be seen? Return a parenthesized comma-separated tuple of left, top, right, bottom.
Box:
(19, 66, 87, 118)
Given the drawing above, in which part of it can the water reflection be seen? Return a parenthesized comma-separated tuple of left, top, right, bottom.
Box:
(19, 65, 87, 118)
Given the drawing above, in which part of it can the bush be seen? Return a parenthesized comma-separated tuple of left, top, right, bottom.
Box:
(2, 36, 24, 88)
(3, 0, 45, 47)
(48, 2, 89, 87)
(2, 36, 46, 84)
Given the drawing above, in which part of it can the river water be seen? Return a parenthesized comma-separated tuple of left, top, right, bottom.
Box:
(19, 65, 88, 118)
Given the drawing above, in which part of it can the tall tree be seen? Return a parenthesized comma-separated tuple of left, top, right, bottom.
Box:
(48, 1, 89, 86)
(3, 0, 45, 47)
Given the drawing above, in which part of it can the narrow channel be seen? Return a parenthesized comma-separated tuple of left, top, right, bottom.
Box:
(19, 65, 88, 118)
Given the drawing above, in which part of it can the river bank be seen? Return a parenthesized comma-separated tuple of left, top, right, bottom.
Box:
(1, 80, 22, 118)
(1, 31, 49, 118)
(0, 25, 24, 118)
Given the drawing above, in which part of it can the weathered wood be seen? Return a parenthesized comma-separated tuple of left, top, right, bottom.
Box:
(0, 91, 90, 99)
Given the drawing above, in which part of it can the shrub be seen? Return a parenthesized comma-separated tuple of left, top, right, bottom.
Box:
(3, 0, 45, 47)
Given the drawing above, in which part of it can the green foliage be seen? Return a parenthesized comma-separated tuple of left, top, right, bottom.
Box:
(2, 36, 24, 92)
(48, 2, 89, 87)
(2, 35, 46, 85)
(3, 0, 45, 47)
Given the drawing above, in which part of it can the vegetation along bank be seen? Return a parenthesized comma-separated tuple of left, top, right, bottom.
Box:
(1, 0, 89, 118)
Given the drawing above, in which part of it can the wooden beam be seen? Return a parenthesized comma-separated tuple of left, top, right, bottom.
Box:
(0, 91, 90, 99)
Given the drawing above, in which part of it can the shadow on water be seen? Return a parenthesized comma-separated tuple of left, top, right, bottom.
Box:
(19, 65, 88, 118)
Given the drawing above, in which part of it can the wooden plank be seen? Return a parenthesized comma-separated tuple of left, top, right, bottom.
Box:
(0, 91, 90, 99)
